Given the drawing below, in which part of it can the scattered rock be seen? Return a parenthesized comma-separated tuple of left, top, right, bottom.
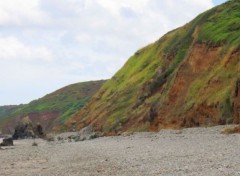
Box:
(175, 130, 183, 134)
(55, 125, 100, 143)
(57, 136, 63, 141)
(74, 125, 99, 142)
(45, 135, 55, 142)
(122, 131, 134, 137)
(32, 141, 38, 146)
(221, 125, 240, 134)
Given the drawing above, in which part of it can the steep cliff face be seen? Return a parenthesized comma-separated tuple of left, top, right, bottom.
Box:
(67, 0, 240, 134)
(0, 80, 105, 133)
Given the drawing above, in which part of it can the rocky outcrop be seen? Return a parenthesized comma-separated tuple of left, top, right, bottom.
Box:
(0, 138, 13, 146)
(12, 117, 45, 139)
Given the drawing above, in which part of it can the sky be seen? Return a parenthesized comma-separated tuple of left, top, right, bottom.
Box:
(0, 0, 227, 105)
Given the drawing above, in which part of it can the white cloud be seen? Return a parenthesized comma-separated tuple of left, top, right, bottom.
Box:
(0, 0, 215, 105)
(94, 0, 149, 15)
(0, 37, 53, 62)
(0, 0, 49, 26)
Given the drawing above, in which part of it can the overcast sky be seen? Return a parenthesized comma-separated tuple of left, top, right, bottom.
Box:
(0, 0, 227, 105)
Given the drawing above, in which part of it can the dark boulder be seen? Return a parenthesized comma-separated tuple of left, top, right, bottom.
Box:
(0, 138, 13, 146)
(12, 123, 35, 139)
(36, 123, 44, 137)
(12, 116, 45, 140)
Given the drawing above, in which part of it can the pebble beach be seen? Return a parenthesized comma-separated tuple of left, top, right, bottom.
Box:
(0, 125, 240, 176)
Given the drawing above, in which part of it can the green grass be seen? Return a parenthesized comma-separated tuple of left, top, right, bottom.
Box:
(68, 0, 240, 133)
(198, 1, 240, 46)
(0, 105, 22, 121)
(0, 80, 105, 131)
(16, 81, 104, 122)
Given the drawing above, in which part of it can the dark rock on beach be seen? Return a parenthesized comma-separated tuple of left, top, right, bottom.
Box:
(0, 138, 13, 146)
(12, 116, 45, 139)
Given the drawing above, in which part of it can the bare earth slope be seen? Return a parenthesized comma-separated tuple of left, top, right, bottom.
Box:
(0, 126, 239, 176)
(67, 0, 240, 134)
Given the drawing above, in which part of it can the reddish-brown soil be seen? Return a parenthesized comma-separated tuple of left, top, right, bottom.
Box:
(3, 112, 60, 134)
(149, 44, 222, 131)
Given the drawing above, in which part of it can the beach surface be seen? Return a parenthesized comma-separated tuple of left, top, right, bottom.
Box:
(0, 125, 240, 176)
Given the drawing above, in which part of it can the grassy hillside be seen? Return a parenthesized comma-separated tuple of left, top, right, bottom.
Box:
(0, 80, 105, 133)
(0, 105, 23, 129)
(66, 0, 240, 134)
(0, 105, 22, 121)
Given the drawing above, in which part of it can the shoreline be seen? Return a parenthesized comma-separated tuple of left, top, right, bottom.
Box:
(0, 125, 240, 176)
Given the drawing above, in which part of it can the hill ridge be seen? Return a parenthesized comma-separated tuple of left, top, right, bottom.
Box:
(66, 0, 240, 134)
(0, 80, 106, 133)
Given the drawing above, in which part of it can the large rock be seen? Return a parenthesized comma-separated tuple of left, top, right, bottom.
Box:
(36, 123, 44, 137)
(0, 138, 13, 146)
(12, 116, 45, 139)
(12, 123, 35, 139)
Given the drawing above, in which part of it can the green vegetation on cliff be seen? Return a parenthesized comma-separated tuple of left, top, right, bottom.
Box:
(0, 80, 105, 132)
(67, 0, 240, 133)
(0, 105, 22, 121)
(13, 81, 105, 122)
